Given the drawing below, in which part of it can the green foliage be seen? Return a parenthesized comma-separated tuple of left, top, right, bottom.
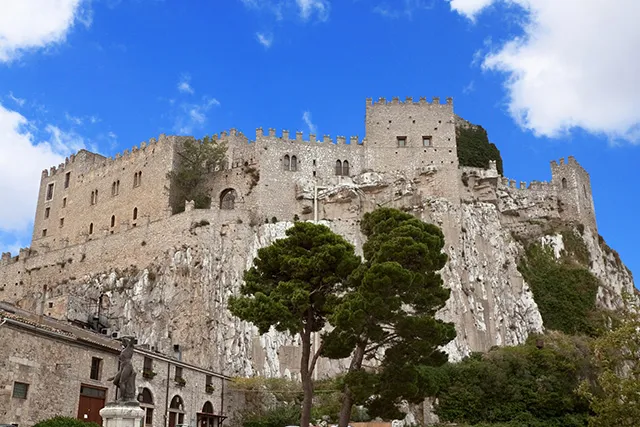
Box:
(518, 243, 600, 336)
(33, 416, 100, 427)
(241, 404, 301, 427)
(561, 229, 591, 267)
(228, 221, 360, 336)
(322, 208, 455, 421)
(456, 123, 504, 175)
(168, 135, 227, 213)
(434, 333, 593, 426)
(578, 294, 640, 426)
(228, 221, 361, 427)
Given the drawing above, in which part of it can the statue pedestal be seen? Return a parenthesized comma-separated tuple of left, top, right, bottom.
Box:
(99, 402, 145, 427)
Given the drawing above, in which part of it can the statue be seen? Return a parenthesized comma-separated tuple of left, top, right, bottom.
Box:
(107, 336, 137, 402)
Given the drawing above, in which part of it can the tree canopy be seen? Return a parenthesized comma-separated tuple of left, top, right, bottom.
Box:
(228, 221, 361, 427)
(456, 122, 504, 175)
(168, 135, 227, 213)
(322, 208, 455, 424)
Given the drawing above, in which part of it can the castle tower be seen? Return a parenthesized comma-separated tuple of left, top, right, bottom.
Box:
(364, 96, 459, 199)
(550, 156, 597, 233)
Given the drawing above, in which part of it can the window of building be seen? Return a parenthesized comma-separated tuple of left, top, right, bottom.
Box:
(112, 182, 117, 196)
(290, 156, 298, 171)
(335, 160, 342, 176)
(342, 160, 349, 176)
(584, 185, 587, 197)
(91, 190, 98, 205)
(220, 189, 237, 210)
(206, 375, 213, 393)
(89, 223, 94, 234)
(90, 357, 102, 380)
(313, 159, 316, 166)
(422, 136, 432, 147)
(42, 229, 47, 237)
(175, 366, 183, 381)
(133, 207, 138, 221)
(143, 357, 153, 374)
(12, 382, 29, 399)
(562, 178, 568, 189)
(62, 197, 67, 208)
(64, 172, 71, 189)
(45, 207, 50, 219)
(397, 136, 407, 147)
(59, 218, 64, 228)
(46, 183, 54, 201)
(139, 388, 154, 426)
(134, 171, 143, 187)
(110, 215, 116, 228)
(283, 155, 290, 171)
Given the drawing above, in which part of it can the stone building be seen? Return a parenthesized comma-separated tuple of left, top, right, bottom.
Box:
(0, 96, 628, 383)
(0, 302, 235, 427)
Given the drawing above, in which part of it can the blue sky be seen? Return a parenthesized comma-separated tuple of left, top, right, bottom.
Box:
(0, 0, 639, 279)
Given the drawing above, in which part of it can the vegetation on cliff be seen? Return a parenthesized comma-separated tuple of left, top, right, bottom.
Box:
(456, 119, 504, 175)
(168, 135, 227, 213)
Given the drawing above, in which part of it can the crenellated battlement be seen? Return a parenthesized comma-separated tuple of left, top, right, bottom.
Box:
(499, 177, 555, 191)
(254, 127, 364, 146)
(366, 96, 454, 106)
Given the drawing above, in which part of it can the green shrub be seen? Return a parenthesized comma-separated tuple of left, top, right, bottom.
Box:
(433, 334, 592, 426)
(242, 404, 300, 427)
(33, 416, 101, 427)
(518, 243, 600, 336)
(456, 123, 504, 175)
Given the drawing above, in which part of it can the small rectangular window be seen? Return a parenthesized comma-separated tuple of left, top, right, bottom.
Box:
(62, 197, 67, 208)
(423, 136, 432, 147)
(144, 357, 153, 371)
(42, 229, 47, 237)
(12, 382, 29, 399)
(206, 375, 213, 387)
(90, 357, 102, 380)
(175, 366, 183, 380)
(44, 207, 50, 219)
(46, 183, 54, 201)
(397, 136, 407, 147)
(64, 172, 71, 189)
(145, 408, 154, 425)
(59, 218, 64, 228)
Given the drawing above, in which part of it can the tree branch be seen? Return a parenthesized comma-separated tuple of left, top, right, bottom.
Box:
(309, 340, 325, 377)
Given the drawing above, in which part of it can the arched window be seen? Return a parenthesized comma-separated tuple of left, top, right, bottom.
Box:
(335, 160, 342, 176)
(169, 395, 185, 427)
(111, 215, 116, 228)
(139, 388, 154, 426)
(89, 223, 94, 235)
(112, 182, 117, 196)
(133, 207, 138, 221)
(90, 191, 95, 205)
(284, 155, 290, 171)
(202, 401, 214, 414)
(95, 190, 98, 203)
(138, 171, 142, 185)
(290, 156, 297, 171)
(561, 177, 567, 189)
(342, 160, 349, 176)
(220, 189, 237, 210)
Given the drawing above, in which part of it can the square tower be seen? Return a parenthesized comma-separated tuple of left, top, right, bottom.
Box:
(550, 156, 597, 233)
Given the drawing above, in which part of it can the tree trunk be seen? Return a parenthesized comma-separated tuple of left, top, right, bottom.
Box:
(300, 324, 313, 427)
(338, 342, 366, 427)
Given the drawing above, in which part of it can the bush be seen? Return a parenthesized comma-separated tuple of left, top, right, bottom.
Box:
(242, 405, 300, 427)
(518, 243, 600, 336)
(33, 416, 101, 427)
(456, 123, 504, 175)
(433, 334, 593, 426)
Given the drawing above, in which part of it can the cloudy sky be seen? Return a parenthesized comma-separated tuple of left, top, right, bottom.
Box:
(1, 0, 639, 277)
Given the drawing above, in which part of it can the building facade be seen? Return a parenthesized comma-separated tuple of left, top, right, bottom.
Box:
(0, 303, 232, 427)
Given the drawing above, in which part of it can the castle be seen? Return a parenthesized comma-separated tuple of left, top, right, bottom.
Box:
(0, 96, 616, 384)
(16, 96, 595, 256)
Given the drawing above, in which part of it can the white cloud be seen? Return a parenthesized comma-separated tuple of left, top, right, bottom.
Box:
(302, 111, 317, 134)
(0, 0, 90, 63)
(462, 80, 475, 94)
(256, 32, 274, 48)
(374, 0, 433, 19)
(177, 74, 194, 94)
(173, 97, 221, 134)
(65, 112, 83, 125)
(296, 0, 330, 21)
(448, 0, 640, 142)
(448, 0, 495, 20)
(7, 92, 25, 107)
(240, 0, 329, 21)
(0, 103, 85, 253)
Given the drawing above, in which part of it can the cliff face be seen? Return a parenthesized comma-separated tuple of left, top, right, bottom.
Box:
(2, 167, 635, 379)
